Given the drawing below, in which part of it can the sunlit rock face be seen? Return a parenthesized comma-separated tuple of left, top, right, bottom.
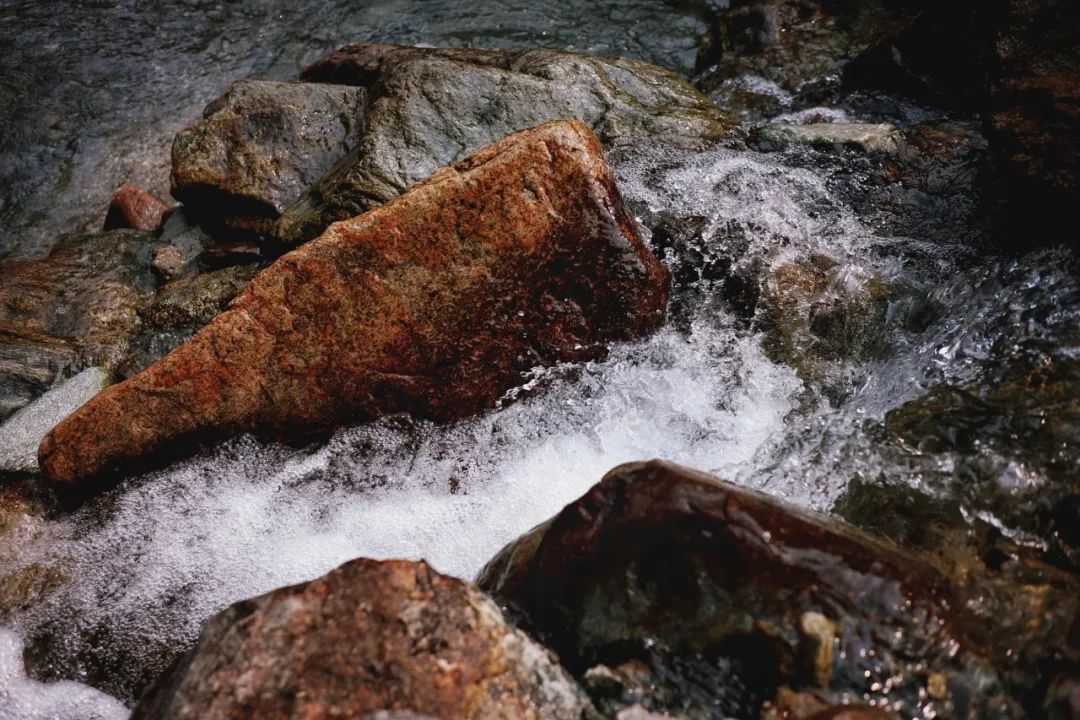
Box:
(39, 120, 670, 495)
(133, 558, 591, 720)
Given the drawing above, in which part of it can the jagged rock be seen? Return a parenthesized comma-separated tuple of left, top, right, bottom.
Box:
(171, 80, 365, 236)
(0, 367, 111, 477)
(477, 460, 1074, 718)
(39, 121, 670, 495)
(132, 558, 592, 720)
(275, 43, 735, 246)
(103, 184, 169, 232)
(0, 230, 159, 420)
(695, 0, 918, 122)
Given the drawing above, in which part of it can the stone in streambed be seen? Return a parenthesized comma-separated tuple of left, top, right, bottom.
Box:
(103, 184, 169, 232)
(39, 121, 670, 494)
(477, 460, 1054, 717)
(132, 558, 591, 720)
(276, 44, 736, 246)
(170, 80, 365, 236)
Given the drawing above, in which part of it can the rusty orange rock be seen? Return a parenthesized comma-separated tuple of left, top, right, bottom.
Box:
(39, 120, 669, 494)
(103, 184, 169, 232)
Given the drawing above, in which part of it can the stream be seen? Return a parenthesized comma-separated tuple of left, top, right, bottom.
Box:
(1, 2, 1077, 718)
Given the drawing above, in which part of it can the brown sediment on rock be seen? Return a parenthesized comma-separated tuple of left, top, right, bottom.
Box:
(39, 120, 670, 494)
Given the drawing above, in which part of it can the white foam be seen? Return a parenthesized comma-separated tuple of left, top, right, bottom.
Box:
(0, 628, 127, 720)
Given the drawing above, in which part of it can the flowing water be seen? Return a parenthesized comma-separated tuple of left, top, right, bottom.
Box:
(1, 2, 1078, 718)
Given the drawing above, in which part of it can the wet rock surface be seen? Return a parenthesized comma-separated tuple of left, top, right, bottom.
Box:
(0, 230, 159, 421)
(275, 43, 735, 246)
(842, 0, 1080, 241)
(0, 368, 111, 478)
(694, 0, 920, 122)
(171, 80, 366, 237)
(478, 460, 1078, 718)
(134, 558, 591, 720)
(39, 120, 670, 494)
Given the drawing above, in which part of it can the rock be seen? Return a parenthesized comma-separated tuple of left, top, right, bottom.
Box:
(842, 0, 1080, 243)
(39, 121, 670, 494)
(103, 184, 169, 232)
(879, 352, 1080, 568)
(276, 43, 735, 246)
(142, 266, 260, 332)
(116, 266, 261, 379)
(759, 255, 890, 384)
(0, 230, 159, 420)
(753, 123, 902, 154)
(477, 460, 1068, 718)
(756, 120, 997, 246)
(132, 558, 591, 720)
(150, 246, 186, 281)
(695, 0, 917, 122)
(171, 80, 365, 237)
(0, 367, 111, 477)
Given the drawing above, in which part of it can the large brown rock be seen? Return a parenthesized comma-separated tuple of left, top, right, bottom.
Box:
(275, 44, 735, 246)
(39, 121, 670, 494)
(477, 460, 1074, 718)
(133, 558, 592, 720)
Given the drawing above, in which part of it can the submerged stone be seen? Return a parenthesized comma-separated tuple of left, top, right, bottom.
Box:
(171, 80, 365, 236)
(133, 558, 591, 720)
(478, 460, 1074, 718)
(276, 43, 735, 246)
(39, 121, 670, 495)
(753, 123, 901, 154)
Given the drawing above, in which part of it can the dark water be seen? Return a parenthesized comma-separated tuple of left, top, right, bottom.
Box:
(0, 0, 712, 258)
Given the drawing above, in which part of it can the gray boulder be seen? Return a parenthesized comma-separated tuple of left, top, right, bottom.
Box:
(274, 44, 736, 246)
(171, 80, 365, 236)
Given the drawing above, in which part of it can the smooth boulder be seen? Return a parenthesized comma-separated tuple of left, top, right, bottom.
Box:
(477, 460, 1073, 718)
(39, 120, 670, 493)
(132, 558, 591, 720)
(171, 80, 365, 236)
(275, 43, 736, 246)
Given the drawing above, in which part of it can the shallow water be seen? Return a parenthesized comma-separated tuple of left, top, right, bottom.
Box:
(1, 2, 1078, 718)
